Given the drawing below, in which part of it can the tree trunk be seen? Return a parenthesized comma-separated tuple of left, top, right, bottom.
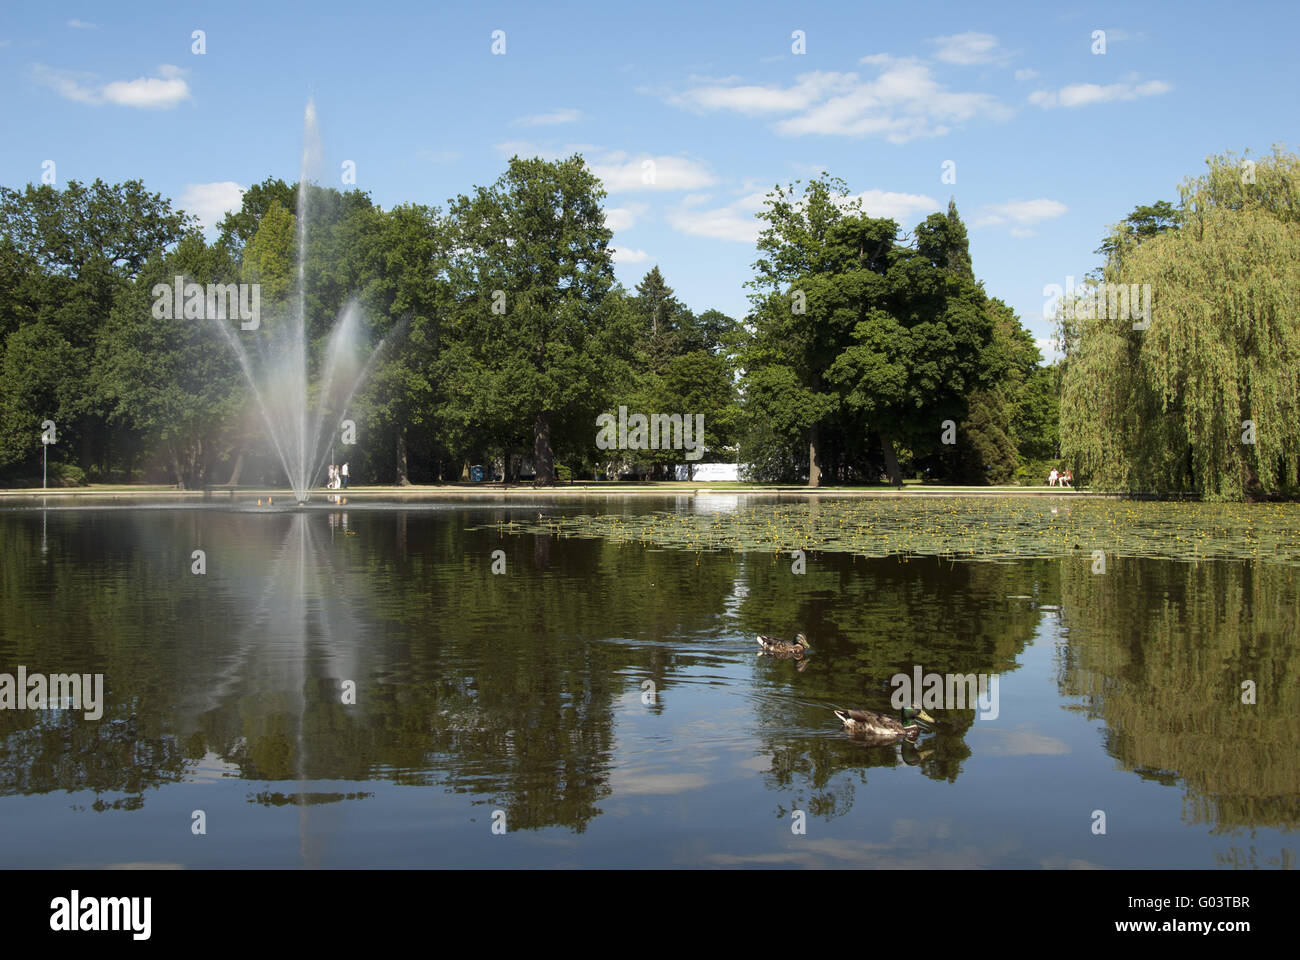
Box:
(192, 438, 205, 489)
(395, 426, 411, 486)
(533, 411, 554, 486)
(80, 424, 93, 474)
(808, 422, 823, 487)
(880, 433, 903, 487)
(170, 448, 186, 490)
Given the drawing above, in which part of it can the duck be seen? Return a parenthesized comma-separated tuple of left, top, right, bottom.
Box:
(756, 632, 811, 658)
(833, 705, 935, 740)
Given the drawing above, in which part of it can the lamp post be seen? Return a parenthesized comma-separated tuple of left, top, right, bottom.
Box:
(40, 419, 57, 489)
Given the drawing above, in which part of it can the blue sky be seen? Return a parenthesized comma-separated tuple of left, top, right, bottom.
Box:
(3, 1, 1297, 357)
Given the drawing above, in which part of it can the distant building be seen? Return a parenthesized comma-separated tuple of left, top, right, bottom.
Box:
(674, 463, 741, 482)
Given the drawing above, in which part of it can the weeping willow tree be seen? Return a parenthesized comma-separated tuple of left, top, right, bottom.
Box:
(1061, 147, 1300, 500)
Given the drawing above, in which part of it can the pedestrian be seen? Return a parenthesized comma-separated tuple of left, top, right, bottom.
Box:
(328, 464, 337, 490)
(341, 462, 349, 489)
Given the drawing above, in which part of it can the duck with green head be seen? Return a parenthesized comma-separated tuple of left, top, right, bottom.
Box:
(757, 632, 811, 658)
(833, 705, 935, 740)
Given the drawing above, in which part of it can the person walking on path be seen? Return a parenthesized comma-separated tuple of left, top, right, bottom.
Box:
(341, 462, 349, 489)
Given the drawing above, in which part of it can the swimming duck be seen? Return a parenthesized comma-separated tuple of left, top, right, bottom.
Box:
(833, 706, 935, 740)
(756, 632, 810, 657)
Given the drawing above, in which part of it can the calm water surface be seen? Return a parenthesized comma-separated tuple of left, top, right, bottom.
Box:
(0, 497, 1295, 868)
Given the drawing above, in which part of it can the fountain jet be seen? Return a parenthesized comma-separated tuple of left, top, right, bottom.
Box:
(212, 100, 382, 503)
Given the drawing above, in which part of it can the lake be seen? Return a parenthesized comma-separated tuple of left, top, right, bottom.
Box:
(0, 495, 1295, 868)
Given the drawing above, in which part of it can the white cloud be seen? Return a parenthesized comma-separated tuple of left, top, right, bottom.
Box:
(973, 198, 1068, 228)
(589, 152, 717, 193)
(491, 143, 715, 194)
(929, 32, 1006, 66)
(34, 63, 191, 109)
(667, 184, 938, 245)
(1010, 227, 1036, 238)
(666, 191, 766, 244)
(666, 59, 1010, 143)
(67, 19, 95, 29)
(612, 246, 651, 264)
(179, 181, 245, 233)
(847, 188, 939, 224)
(1035, 337, 1063, 363)
(604, 202, 648, 232)
(1014, 68, 1039, 81)
(670, 71, 857, 115)
(512, 108, 581, 127)
(1028, 79, 1170, 108)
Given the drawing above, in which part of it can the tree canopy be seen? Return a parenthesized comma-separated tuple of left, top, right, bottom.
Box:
(1, 162, 1062, 492)
(1061, 147, 1300, 499)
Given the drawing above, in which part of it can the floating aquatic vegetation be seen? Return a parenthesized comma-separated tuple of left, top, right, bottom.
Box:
(476, 497, 1300, 566)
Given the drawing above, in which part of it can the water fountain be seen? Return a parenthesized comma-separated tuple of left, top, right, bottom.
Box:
(213, 100, 382, 504)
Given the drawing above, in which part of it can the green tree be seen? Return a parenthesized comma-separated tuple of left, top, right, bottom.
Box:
(353, 203, 451, 484)
(1061, 147, 1300, 499)
(94, 234, 243, 488)
(915, 198, 973, 280)
(1095, 199, 1180, 267)
(744, 174, 865, 486)
(1014, 363, 1061, 463)
(447, 155, 619, 486)
(952, 298, 1041, 483)
(0, 179, 190, 479)
(216, 177, 295, 255)
(240, 199, 297, 308)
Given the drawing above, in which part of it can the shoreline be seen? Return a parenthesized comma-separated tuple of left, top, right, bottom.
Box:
(0, 483, 1138, 502)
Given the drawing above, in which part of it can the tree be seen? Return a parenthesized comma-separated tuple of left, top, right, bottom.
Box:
(1061, 147, 1300, 499)
(633, 266, 684, 371)
(1095, 200, 1180, 267)
(826, 226, 991, 484)
(240, 199, 297, 308)
(447, 155, 618, 486)
(1014, 363, 1060, 463)
(744, 174, 864, 486)
(353, 203, 451, 485)
(216, 177, 295, 255)
(743, 184, 1000, 486)
(94, 234, 243, 488)
(915, 198, 973, 280)
(0, 179, 191, 479)
(952, 298, 1041, 483)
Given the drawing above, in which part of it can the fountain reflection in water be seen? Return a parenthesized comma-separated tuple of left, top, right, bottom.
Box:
(213, 100, 383, 503)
